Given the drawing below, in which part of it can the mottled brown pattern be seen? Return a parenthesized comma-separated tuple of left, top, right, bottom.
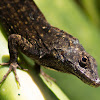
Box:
(0, 0, 100, 87)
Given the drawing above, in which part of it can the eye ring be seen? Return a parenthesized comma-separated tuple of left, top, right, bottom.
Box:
(81, 56, 88, 63)
(79, 56, 88, 68)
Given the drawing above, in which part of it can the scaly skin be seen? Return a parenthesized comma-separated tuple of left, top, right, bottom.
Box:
(0, 0, 100, 87)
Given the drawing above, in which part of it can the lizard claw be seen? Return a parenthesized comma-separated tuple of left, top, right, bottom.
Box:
(0, 62, 10, 66)
(0, 62, 22, 86)
(40, 69, 56, 82)
(17, 65, 28, 71)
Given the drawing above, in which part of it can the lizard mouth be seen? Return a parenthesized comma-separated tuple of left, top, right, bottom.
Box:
(73, 68, 100, 87)
(80, 75, 100, 87)
(89, 78, 100, 87)
(82, 72, 100, 87)
(76, 74, 100, 87)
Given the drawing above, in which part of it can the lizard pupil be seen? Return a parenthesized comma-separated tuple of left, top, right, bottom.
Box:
(82, 57, 87, 62)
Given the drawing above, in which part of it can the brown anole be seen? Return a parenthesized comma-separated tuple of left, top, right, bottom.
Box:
(0, 0, 100, 87)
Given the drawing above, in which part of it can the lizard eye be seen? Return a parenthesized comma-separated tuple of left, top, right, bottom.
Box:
(79, 56, 88, 68)
(82, 57, 87, 62)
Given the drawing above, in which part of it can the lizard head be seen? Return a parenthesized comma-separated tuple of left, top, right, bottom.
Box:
(71, 51, 100, 87)
(61, 38, 100, 87)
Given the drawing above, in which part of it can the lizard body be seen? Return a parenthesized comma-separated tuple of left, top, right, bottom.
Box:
(0, 0, 100, 87)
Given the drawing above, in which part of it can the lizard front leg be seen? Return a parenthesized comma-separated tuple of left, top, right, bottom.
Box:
(0, 34, 38, 85)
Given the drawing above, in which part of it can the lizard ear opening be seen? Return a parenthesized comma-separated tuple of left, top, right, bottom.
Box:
(79, 56, 88, 68)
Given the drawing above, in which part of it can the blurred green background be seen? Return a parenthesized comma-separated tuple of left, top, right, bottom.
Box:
(35, 0, 100, 100)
